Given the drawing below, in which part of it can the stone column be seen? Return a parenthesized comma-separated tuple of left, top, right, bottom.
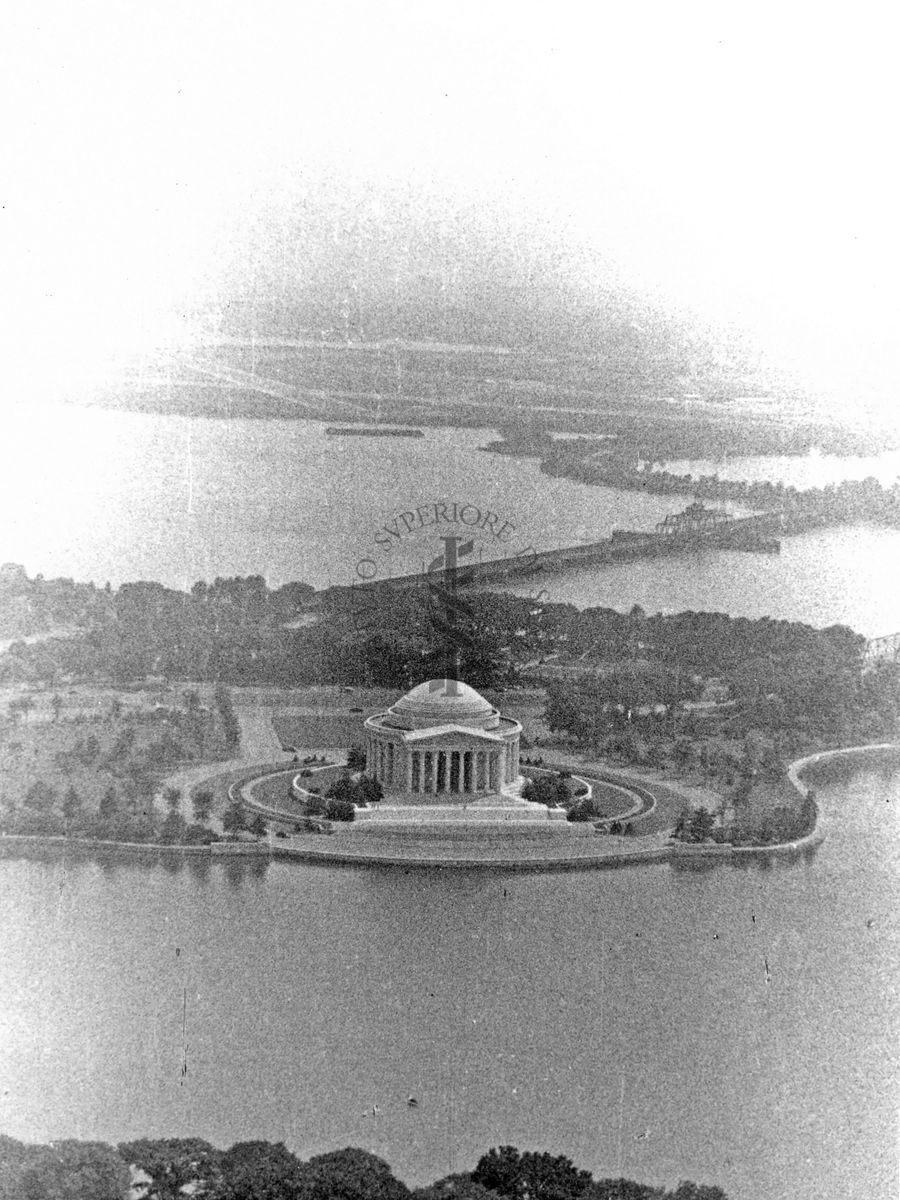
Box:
(450, 750, 460, 793)
(489, 752, 497, 791)
(463, 751, 471, 793)
(430, 750, 438, 794)
(406, 750, 414, 792)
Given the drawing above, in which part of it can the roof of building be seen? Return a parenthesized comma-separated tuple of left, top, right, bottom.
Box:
(380, 678, 500, 731)
(400, 724, 504, 744)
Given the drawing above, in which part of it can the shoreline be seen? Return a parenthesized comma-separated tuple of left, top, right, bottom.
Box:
(2, 741, 895, 871)
(6, 741, 893, 870)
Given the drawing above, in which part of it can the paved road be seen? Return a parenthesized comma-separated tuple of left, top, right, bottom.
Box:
(157, 704, 293, 833)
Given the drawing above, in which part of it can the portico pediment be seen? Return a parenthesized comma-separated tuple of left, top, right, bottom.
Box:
(401, 724, 504, 745)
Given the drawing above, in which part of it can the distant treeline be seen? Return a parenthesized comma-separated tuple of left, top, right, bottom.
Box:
(2, 570, 897, 760)
(0, 571, 870, 691)
(0, 1135, 727, 1200)
(488, 410, 891, 464)
(528, 439, 900, 528)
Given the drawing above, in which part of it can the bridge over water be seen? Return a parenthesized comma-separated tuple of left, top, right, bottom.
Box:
(864, 632, 900, 664)
(359, 507, 789, 593)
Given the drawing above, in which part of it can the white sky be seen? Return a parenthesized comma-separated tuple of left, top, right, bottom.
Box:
(2, 1, 897, 421)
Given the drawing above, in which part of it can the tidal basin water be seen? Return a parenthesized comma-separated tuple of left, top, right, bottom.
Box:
(1, 404, 899, 635)
(0, 763, 896, 1199)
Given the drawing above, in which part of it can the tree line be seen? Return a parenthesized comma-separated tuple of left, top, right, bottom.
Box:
(0, 568, 886, 702)
(0, 1135, 727, 1200)
(534, 438, 900, 532)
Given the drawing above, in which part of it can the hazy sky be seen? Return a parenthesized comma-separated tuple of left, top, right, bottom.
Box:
(3, 2, 897, 420)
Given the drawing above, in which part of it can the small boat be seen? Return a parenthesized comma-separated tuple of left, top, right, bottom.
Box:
(407, 1096, 419, 1108)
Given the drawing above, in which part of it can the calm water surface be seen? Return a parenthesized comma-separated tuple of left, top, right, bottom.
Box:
(1, 765, 897, 1199)
(1, 405, 899, 634)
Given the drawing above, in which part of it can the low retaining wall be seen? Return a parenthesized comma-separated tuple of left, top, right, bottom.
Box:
(348, 821, 595, 840)
(11, 742, 890, 871)
(229, 768, 305, 821)
(212, 838, 675, 872)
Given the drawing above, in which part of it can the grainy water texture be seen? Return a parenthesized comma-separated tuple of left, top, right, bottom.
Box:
(0, 764, 896, 1199)
(2, 405, 899, 634)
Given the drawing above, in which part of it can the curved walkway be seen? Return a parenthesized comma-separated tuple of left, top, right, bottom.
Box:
(788, 741, 900, 794)
(221, 759, 677, 870)
(155, 702, 297, 834)
(16, 743, 897, 872)
(155, 718, 900, 872)
(220, 742, 842, 869)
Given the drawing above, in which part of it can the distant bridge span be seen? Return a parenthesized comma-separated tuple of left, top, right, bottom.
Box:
(864, 632, 900, 664)
(339, 509, 787, 595)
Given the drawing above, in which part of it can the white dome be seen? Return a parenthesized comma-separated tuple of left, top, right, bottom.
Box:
(383, 679, 499, 730)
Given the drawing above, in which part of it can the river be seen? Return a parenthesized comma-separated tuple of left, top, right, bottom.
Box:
(0, 760, 896, 1199)
(1, 404, 899, 634)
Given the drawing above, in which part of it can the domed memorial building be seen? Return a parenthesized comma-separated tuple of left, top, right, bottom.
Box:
(366, 680, 520, 797)
(354, 679, 573, 832)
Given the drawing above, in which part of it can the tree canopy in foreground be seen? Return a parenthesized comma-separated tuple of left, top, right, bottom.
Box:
(0, 1135, 728, 1200)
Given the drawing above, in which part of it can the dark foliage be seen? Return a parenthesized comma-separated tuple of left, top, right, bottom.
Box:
(210, 1141, 308, 1200)
(521, 774, 569, 808)
(0, 1136, 728, 1200)
(303, 1148, 410, 1200)
(472, 1146, 593, 1200)
(324, 797, 356, 822)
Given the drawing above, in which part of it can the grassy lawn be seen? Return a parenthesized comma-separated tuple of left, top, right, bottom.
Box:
(272, 713, 368, 751)
(0, 683, 235, 816)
